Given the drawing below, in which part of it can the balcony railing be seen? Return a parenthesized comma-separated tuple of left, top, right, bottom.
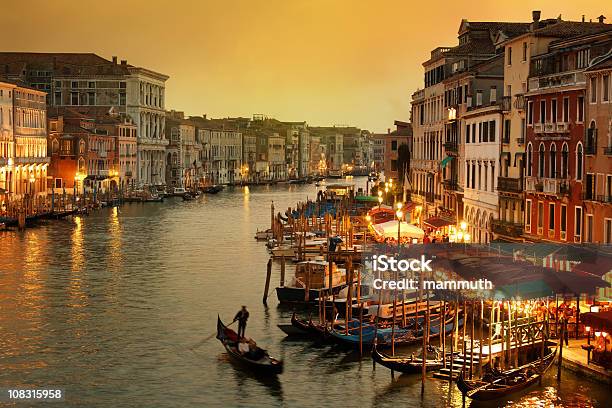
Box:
(585, 144, 597, 155)
(525, 176, 570, 195)
(443, 141, 458, 153)
(517, 137, 525, 145)
(492, 220, 524, 238)
(583, 193, 612, 203)
(528, 70, 586, 92)
(497, 177, 522, 193)
(442, 178, 462, 192)
(533, 122, 571, 135)
(514, 94, 526, 110)
(501, 96, 512, 112)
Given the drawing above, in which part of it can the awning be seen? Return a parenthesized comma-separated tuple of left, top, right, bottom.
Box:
(372, 220, 425, 240)
(441, 156, 454, 168)
(424, 216, 454, 229)
(496, 280, 555, 300)
(581, 311, 612, 333)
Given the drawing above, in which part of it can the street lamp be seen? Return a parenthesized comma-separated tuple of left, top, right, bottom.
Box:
(378, 196, 383, 209)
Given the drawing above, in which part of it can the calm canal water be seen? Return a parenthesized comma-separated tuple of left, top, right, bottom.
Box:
(0, 179, 608, 407)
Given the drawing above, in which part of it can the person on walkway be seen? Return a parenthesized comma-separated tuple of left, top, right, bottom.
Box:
(234, 305, 250, 338)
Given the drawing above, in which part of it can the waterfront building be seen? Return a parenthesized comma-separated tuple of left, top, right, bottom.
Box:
(308, 135, 325, 175)
(371, 133, 386, 173)
(523, 27, 611, 243)
(463, 94, 504, 244)
(282, 121, 310, 178)
(383, 120, 412, 182)
(0, 53, 169, 187)
(47, 108, 118, 194)
(268, 133, 286, 180)
(310, 127, 344, 173)
(584, 51, 612, 244)
(199, 126, 242, 185)
(412, 19, 530, 232)
(165, 111, 200, 189)
(0, 80, 49, 204)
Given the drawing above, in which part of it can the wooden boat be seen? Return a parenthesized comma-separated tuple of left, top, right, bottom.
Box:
(202, 185, 223, 194)
(275, 259, 347, 303)
(254, 229, 273, 240)
(372, 344, 456, 374)
(216, 316, 283, 375)
(456, 345, 557, 401)
(182, 193, 195, 201)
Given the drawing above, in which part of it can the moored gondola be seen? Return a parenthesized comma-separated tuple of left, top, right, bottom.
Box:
(372, 344, 456, 373)
(457, 344, 557, 401)
(216, 316, 284, 374)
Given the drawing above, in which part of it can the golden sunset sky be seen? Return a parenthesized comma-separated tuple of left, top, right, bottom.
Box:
(2, 0, 609, 131)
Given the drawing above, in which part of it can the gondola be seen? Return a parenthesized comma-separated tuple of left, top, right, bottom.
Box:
(216, 316, 284, 374)
(457, 345, 557, 401)
(202, 185, 223, 194)
(372, 344, 456, 374)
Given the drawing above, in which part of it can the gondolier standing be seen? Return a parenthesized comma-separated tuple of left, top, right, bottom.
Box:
(234, 306, 250, 338)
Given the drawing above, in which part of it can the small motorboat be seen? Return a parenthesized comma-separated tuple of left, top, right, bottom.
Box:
(182, 193, 195, 201)
(216, 316, 283, 374)
(202, 185, 224, 194)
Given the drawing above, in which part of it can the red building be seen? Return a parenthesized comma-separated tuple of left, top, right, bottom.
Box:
(523, 29, 611, 243)
(47, 108, 119, 194)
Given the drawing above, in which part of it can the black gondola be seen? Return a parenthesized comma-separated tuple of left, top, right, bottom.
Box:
(457, 345, 557, 401)
(216, 316, 284, 375)
(372, 344, 456, 374)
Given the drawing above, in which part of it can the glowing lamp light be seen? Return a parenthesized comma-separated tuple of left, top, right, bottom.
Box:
(460, 221, 467, 231)
(385, 187, 389, 193)
(586, 326, 591, 332)
(396, 210, 403, 219)
(396, 202, 403, 210)
(378, 190, 383, 197)
(590, 305, 600, 313)
(365, 215, 371, 222)
(604, 332, 609, 338)
(464, 233, 471, 242)
(457, 231, 464, 241)
(378, 197, 383, 204)
(595, 332, 602, 337)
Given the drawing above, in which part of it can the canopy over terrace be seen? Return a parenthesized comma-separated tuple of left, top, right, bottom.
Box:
(371, 220, 424, 242)
(396, 244, 610, 301)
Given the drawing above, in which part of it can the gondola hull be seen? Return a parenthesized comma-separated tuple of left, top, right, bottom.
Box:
(457, 346, 557, 401)
(217, 316, 284, 375)
(372, 346, 450, 374)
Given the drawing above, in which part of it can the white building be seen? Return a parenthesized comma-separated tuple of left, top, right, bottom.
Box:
(463, 105, 502, 243)
(126, 67, 169, 186)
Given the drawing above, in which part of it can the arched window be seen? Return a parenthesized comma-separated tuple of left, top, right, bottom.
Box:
(586, 120, 596, 154)
(538, 143, 545, 178)
(78, 157, 86, 173)
(576, 142, 583, 181)
(561, 142, 569, 178)
(550, 143, 557, 178)
(527, 143, 533, 176)
(79, 139, 86, 154)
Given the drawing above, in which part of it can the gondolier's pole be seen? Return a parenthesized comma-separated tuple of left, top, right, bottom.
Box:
(540, 298, 547, 386)
(479, 300, 483, 376)
(263, 258, 272, 306)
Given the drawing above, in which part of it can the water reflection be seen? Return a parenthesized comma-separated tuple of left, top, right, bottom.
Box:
(0, 180, 609, 407)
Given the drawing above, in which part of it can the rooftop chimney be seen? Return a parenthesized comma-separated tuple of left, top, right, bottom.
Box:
(530, 10, 541, 31)
(112, 56, 117, 64)
(387, 128, 391, 134)
(597, 15, 606, 23)
(120, 60, 127, 65)
(582, 15, 586, 22)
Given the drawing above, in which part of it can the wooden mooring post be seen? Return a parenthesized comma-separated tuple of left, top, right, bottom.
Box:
(263, 258, 272, 305)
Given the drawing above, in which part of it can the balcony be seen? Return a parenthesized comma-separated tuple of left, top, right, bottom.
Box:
(516, 137, 525, 145)
(528, 70, 586, 92)
(492, 219, 524, 238)
(443, 141, 458, 153)
(583, 193, 612, 203)
(605, 147, 612, 156)
(501, 96, 512, 112)
(533, 123, 544, 133)
(525, 176, 569, 195)
(514, 94, 526, 110)
(497, 176, 522, 193)
(442, 178, 462, 192)
(585, 144, 597, 155)
(556, 122, 571, 133)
